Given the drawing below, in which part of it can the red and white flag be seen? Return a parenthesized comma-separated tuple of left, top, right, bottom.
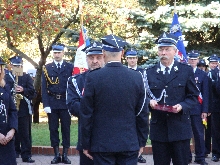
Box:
(72, 26, 90, 75)
(195, 78, 203, 104)
(198, 92, 203, 104)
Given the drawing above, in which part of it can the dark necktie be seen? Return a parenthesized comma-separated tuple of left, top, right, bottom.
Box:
(57, 63, 61, 71)
(165, 67, 169, 77)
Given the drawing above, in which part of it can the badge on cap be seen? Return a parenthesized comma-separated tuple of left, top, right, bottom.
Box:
(102, 34, 127, 52)
(52, 44, 65, 52)
(156, 32, 178, 47)
(125, 48, 137, 57)
(187, 50, 199, 59)
(82, 41, 103, 55)
(208, 54, 219, 62)
(9, 56, 22, 65)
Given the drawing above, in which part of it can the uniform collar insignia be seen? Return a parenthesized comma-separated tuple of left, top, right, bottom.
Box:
(156, 68, 160, 73)
(174, 66, 178, 71)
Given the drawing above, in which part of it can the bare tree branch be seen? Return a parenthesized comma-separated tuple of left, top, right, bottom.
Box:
(6, 30, 38, 68)
(45, 5, 80, 55)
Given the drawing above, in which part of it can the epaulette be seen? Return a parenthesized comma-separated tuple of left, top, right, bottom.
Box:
(88, 67, 101, 73)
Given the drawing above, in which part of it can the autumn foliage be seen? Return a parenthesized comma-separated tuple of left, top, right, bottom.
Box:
(1, 0, 78, 46)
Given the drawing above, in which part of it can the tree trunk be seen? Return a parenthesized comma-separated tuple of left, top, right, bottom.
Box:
(33, 90, 41, 123)
(32, 55, 46, 123)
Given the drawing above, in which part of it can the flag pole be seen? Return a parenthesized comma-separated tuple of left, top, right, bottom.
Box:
(79, 0, 86, 45)
(174, 0, 177, 14)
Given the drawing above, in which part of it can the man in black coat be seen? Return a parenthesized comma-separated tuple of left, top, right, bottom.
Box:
(125, 48, 146, 163)
(5, 56, 36, 163)
(81, 35, 149, 165)
(41, 43, 73, 164)
(125, 48, 143, 72)
(67, 41, 105, 165)
(209, 54, 220, 162)
(146, 32, 199, 165)
(187, 51, 209, 165)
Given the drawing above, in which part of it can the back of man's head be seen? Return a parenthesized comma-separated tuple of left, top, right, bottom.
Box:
(101, 34, 127, 62)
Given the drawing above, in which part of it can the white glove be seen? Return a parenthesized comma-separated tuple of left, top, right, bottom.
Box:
(44, 107, 51, 113)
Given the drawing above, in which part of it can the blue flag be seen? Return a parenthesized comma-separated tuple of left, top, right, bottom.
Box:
(83, 26, 90, 46)
(170, 13, 187, 62)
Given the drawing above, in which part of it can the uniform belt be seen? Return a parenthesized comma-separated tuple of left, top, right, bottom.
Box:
(47, 91, 65, 99)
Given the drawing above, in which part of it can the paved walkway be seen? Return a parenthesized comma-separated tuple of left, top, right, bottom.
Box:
(17, 154, 219, 165)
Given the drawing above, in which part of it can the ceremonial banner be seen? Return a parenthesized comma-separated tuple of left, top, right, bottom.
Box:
(170, 13, 187, 63)
(73, 26, 90, 75)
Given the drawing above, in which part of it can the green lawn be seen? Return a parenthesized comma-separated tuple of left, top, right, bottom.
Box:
(31, 121, 78, 146)
(31, 120, 152, 146)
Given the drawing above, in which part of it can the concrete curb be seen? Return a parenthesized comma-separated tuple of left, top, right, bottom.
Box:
(32, 145, 195, 155)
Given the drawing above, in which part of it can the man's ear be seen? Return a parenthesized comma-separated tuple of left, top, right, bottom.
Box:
(102, 50, 106, 57)
(121, 49, 125, 58)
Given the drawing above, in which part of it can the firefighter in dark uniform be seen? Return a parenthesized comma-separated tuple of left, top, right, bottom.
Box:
(0, 58, 18, 165)
(67, 41, 105, 165)
(197, 59, 212, 157)
(187, 51, 209, 165)
(208, 54, 220, 162)
(146, 32, 199, 165)
(81, 35, 149, 165)
(125, 48, 144, 72)
(125, 48, 146, 163)
(5, 56, 36, 163)
(41, 43, 73, 164)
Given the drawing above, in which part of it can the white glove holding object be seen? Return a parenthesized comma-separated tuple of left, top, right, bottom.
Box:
(44, 107, 51, 113)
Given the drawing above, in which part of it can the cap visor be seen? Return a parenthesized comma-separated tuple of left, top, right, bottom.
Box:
(12, 63, 22, 66)
(87, 51, 103, 55)
(126, 55, 137, 57)
(158, 43, 176, 47)
(189, 58, 198, 60)
(53, 50, 62, 52)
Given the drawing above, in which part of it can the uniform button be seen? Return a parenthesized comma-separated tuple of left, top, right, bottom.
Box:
(3, 121, 5, 123)
(167, 114, 169, 116)
(165, 86, 168, 88)
(2, 114, 4, 116)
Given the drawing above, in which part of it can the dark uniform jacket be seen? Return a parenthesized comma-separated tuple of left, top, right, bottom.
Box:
(136, 67, 144, 73)
(81, 62, 149, 152)
(210, 67, 220, 112)
(66, 71, 88, 150)
(0, 85, 18, 165)
(5, 71, 36, 117)
(128, 66, 143, 73)
(4, 70, 14, 91)
(146, 61, 199, 142)
(42, 61, 73, 110)
(190, 68, 209, 115)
